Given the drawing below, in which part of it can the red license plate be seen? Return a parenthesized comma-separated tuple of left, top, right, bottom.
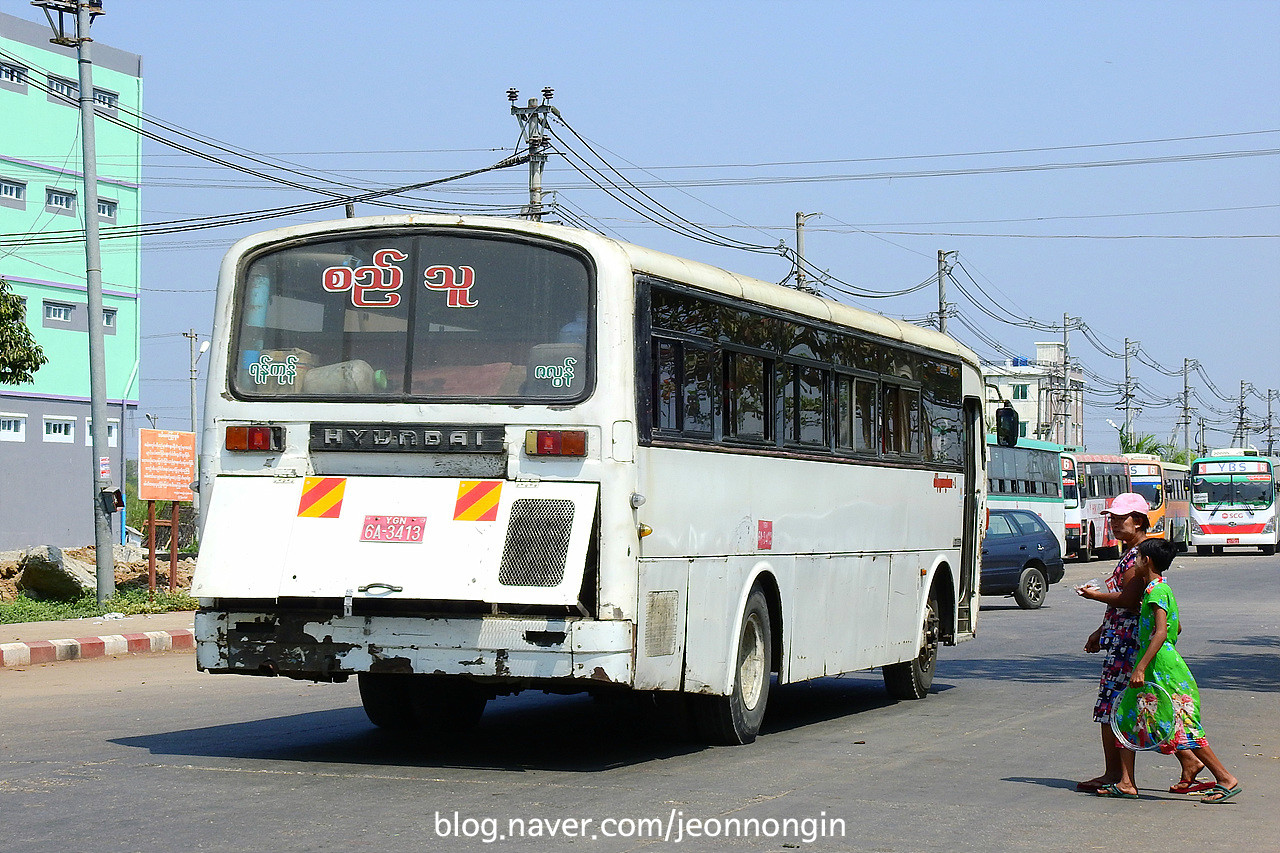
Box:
(1227, 537, 1240, 545)
(360, 515, 426, 543)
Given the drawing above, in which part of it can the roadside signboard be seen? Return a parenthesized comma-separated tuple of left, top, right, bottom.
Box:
(138, 429, 196, 502)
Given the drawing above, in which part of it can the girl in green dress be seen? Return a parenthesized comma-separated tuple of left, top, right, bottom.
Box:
(1115, 537, 1242, 803)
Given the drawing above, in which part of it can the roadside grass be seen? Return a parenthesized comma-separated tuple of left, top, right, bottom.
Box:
(0, 588, 198, 624)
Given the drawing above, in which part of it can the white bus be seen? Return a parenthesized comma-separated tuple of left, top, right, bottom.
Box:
(1189, 450, 1279, 556)
(1060, 452, 1130, 561)
(191, 215, 989, 744)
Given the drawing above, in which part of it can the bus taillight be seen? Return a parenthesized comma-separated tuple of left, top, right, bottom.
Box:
(225, 425, 284, 452)
(525, 429, 587, 457)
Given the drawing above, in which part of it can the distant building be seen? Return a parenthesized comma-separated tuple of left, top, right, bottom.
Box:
(0, 11, 141, 549)
(983, 342, 1085, 449)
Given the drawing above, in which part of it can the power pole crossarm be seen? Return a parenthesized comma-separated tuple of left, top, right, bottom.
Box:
(508, 87, 556, 221)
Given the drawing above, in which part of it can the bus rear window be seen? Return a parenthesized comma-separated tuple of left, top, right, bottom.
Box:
(231, 232, 591, 401)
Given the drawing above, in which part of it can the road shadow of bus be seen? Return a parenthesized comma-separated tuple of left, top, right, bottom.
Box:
(109, 676, 913, 772)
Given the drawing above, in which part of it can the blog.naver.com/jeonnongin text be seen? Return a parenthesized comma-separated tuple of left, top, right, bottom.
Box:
(434, 810, 846, 844)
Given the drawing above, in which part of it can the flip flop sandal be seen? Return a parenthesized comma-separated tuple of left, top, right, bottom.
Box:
(1169, 780, 1216, 794)
(1200, 784, 1243, 804)
(1095, 783, 1139, 799)
(1076, 780, 1107, 793)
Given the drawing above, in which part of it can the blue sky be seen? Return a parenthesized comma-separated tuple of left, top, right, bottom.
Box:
(12, 0, 1279, 452)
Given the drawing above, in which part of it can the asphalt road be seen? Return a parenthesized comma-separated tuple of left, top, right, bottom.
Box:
(2, 551, 1277, 853)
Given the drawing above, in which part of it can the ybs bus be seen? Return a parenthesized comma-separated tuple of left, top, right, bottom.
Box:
(1060, 452, 1130, 561)
(986, 437, 1065, 553)
(191, 216, 988, 744)
(1190, 451, 1279, 556)
(1125, 454, 1190, 551)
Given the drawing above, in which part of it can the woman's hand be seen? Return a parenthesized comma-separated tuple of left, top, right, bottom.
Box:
(1129, 668, 1146, 689)
(1084, 628, 1103, 654)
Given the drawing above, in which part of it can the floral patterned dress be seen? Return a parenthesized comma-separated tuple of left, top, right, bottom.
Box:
(1093, 546, 1141, 723)
(1112, 578, 1209, 752)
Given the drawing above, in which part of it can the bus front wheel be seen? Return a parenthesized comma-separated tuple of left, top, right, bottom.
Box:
(884, 590, 939, 700)
(690, 585, 773, 745)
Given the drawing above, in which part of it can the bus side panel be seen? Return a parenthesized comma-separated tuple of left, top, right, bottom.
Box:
(633, 558, 689, 691)
(682, 556, 739, 695)
(785, 553, 888, 680)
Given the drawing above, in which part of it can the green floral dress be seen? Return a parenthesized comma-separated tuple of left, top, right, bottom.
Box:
(1112, 578, 1209, 753)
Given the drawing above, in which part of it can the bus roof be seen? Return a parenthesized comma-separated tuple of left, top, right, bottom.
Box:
(222, 214, 982, 369)
(986, 436, 1064, 452)
(1065, 453, 1129, 463)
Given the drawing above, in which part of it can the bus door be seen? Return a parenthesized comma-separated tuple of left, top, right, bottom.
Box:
(957, 397, 982, 636)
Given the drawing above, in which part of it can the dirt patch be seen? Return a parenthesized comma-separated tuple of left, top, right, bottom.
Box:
(0, 547, 196, 601)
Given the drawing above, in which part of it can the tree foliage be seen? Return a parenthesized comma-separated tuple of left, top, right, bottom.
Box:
(1118, 428, 1191, 463)
(0, 278, 47, 384)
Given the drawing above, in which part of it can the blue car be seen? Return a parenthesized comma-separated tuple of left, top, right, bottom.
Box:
(981, 509, 1065, 609)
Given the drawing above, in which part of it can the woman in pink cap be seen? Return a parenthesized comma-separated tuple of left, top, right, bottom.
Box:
(1074, 493, 1206, 797)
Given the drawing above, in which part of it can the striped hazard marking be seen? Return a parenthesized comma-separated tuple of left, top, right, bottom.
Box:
(297, 477, 346, 518)
(454, 480, 502, 521)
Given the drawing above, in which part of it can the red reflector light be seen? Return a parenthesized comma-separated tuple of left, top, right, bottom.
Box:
(225, 425, 280, 452)
(525, 429, 587, 457)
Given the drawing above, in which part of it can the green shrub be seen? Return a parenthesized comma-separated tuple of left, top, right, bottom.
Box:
(0, 588, 198, 624)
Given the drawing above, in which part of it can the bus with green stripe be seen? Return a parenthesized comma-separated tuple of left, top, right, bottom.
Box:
(986, 436, 1065, 554)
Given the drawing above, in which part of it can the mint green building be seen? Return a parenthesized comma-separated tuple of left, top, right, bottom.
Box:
(0, 10, 141, 548)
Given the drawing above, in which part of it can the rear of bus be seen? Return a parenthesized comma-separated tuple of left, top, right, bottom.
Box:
(1190, 455, 1279, 555)
(192, 217, 643, 721)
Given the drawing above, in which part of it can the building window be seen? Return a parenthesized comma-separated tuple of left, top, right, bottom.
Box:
(1019, 421, 1029, 438)
(44, 417, 75, 443)
(93, 88, 119, 111)
(0, 414, 26, 442)
(1012, 384, 1029, 400)
(44, 302, 73, 323)
(97, 198, 118, 220)
(0, 177, 25, 210)
(85, 418, 119, 448)
(48, 75, 78, 103)
(46, 188, 77, 215)
(103, 308, 116, 327)
(0, 61, 27, 85)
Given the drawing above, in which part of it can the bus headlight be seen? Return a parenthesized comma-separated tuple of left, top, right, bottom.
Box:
(1189, 518, 1203, 535)
(1151, 518, 1164, 533)
(1264, 517, 1276, 534)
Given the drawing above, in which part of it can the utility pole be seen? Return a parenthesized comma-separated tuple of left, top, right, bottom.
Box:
(794, 212, 822, 294)
(1236, 381, 1249, 447)
(35, 0, 115, 603)
(1197, 418, 1207, 457)
(1182, 359, 1192, 462)
(1060, 314, 1075, 448)
(508, 87, 556, 221)
(936, 250, 956, 333)
(1268, 390, 1277, 456)
(184, 330, 209, 513)
(1121, 338, 1137, 440)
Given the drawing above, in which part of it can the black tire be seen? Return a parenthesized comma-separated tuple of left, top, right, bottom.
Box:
(1261, 544, 1276, 556)
(883, 590, 939, 700)
(358, 673, 416, 730)
(358, 673, 488, 732)
(1196, 545, 1211, 556)
(1013, 565, 1047, 609)
(1076, 528, 1093, 563)
(690, 585, 772, 745)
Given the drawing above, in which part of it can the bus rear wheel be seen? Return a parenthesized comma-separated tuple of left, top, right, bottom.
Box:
(358, 673, 488, 732)
(690, 585, 772, 745)
(884, 590, 939, 700)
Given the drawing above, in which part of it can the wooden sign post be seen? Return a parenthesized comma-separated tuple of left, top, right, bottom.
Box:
(137, 429, 197, 593)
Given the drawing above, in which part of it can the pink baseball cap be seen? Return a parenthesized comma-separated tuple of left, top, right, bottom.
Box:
(1102, 492, 1150, 519)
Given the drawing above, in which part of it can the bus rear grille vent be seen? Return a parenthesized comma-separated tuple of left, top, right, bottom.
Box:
(498, 499, 574, 587)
